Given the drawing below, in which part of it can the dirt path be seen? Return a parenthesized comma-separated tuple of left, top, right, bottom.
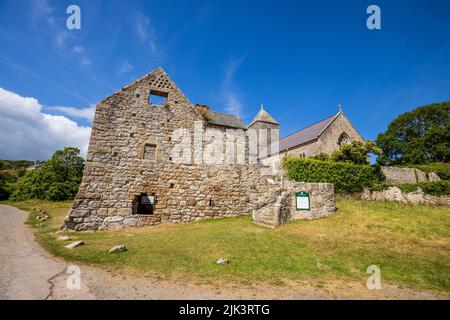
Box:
(0, 205, 445, 300)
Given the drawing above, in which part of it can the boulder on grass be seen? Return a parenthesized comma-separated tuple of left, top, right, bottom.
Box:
(65, 241, 84, 249)
(216, 258, 229, 265)
(108, 245, 127, 253)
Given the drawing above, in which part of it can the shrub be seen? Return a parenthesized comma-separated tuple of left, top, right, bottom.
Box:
(284, 157, 382, 193)
(331, 141, 381, 165)
(9, 147, 84, 201)
(396, 183, 420, 193)
(310, 153, 330, 161)
(368, 182, 389, 191)
(419, 181, 450, 196)
(0, 172, 17, 200)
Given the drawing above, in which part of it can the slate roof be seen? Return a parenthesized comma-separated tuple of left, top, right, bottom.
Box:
(207, 111, 247, 129)
(249, 106, 279, 126)
(279, 113, 339, 151)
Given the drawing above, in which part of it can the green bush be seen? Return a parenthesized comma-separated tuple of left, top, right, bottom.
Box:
(419, 181, 450, 196)
(331, 141, 381, 165)
(9, 147, 84, 201)
(0, 172, 17, 200)
(368, 182, 389, 191)
(284, 157, 382, 193)
(396, 183, 420, 193)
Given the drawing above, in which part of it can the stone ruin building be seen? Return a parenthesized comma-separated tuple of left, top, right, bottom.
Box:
(62, 67, 354, 231)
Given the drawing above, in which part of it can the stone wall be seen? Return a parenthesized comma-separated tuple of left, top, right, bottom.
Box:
(381, 166, 428, 184)
(252, 181, 336, 228)
(317, 113, 365, 155)
(62, 68, 275, 231)
(361, 187, 450, 206)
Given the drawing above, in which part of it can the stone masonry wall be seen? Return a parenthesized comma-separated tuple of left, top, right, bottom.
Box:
(63, 68, 273, 231)
(361, 187, 450, 206)
(252, 181, 336, 227)
(317, 113, 365, 155)
(381, 166, 428, 184)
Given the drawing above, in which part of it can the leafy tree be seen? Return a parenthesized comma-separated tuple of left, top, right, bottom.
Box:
(10, 147, 85, 201)
(376, 102, 450, 165)
(0, 172, 17, 200)
(330, 141, 381, 165)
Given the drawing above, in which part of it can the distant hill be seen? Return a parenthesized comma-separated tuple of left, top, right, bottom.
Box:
(0, 160, 35, 170)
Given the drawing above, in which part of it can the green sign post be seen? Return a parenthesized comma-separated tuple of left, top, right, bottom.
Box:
(295, 192, 310, 211)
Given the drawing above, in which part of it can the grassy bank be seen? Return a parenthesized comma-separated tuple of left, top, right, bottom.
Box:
(1, 198, 449, 294)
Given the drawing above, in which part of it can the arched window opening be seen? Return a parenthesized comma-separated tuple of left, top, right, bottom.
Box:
(338, 132, 351, 146)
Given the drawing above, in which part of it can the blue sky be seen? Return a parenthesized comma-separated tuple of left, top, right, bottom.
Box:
(1, 0, 449, 160)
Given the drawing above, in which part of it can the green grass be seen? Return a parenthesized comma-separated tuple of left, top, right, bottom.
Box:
(1, 197, 450, 294)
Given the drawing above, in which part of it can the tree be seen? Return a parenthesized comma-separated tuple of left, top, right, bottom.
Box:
(0, 172, 17, 200)
(330, 141, 381, 165)
(10, 147, 85, 201)
(376, 102, 450, 165)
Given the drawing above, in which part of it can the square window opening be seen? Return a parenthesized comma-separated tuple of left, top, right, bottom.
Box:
(148, 90, 168, 106)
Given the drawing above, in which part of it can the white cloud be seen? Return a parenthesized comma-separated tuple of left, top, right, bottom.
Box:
(72, 45, 85, 54)
(221, 56, 246, 116)
(54, 30, 71, 49)
(133, 13, 158, 54)
(118, 61, 134, 74)
(50, 105, 96, 121)
(134, 14, 150, 42)
(80, 57, 92, 66)
(31, 0, 54, 21)
(0, 87, 91, 160)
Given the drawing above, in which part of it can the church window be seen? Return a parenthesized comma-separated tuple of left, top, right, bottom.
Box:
(338, 132, 351, 146)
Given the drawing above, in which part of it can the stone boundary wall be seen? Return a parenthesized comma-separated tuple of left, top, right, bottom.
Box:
(381, 166, 429, 184)
(361, 187, 450, 206)
(252, 181, 336, 228)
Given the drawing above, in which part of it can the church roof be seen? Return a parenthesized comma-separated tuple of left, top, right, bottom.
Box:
(207, 111, 247, 129)
(279, 113, 339, 151)
(250, 105, 279, 126)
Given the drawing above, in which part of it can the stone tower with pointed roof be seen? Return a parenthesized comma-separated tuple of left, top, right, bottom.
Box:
(248, 105, 280, 161)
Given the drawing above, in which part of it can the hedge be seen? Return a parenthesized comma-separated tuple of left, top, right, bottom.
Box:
(284, 157, 382, 193)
